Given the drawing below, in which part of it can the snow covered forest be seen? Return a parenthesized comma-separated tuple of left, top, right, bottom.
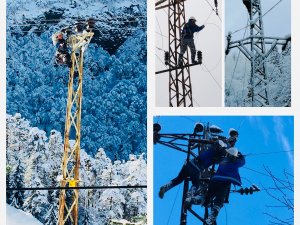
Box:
(225, 44, 291, 107)
(7, 0, 147, 159)
(7, 114, 147, 224)
(6, 0, 147, 224)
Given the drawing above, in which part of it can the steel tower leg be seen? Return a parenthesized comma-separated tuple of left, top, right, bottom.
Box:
(168, 0, 193, 107)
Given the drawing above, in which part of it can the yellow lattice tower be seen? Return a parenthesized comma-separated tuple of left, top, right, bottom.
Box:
(58, 31, 94, 225)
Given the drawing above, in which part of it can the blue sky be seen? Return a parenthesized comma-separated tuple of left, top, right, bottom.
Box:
(153, 116, 294, 225)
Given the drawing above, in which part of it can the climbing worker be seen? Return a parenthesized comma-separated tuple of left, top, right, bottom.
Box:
(204, 147, 245, 225)
(243, 0, 259, 14)
(178, 16, 205, 66)
(52, 32, 71, 67)
(158, 128, 239, 206)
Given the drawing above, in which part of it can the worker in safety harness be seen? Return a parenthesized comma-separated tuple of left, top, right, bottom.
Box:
(204, 147, 245, 225)
(52, 32, 71, 67)
(159, 129, 239, 206)
(178, 16, 205, 66)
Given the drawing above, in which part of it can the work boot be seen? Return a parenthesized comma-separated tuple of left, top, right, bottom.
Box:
(159, 182, 174, 199)
(184, 195, 205, 208)
(205, 205, 221, 225)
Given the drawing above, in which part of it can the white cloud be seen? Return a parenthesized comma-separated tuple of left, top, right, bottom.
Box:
(273, 117, 293, 166)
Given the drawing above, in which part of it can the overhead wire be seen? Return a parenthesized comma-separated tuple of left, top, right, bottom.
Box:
(6, 185, 147, 191)
(166, 185, 181, 225)
(230, 0, 283, 36)
(242, 166, 290, 184)
(156, 15, 165, 49)
(245, 150, 294, 157)
(226, 19, 248, 96)
(203, 0, 222, 22)
(201, 63, 221, 89)
(241, 54, 248, 106)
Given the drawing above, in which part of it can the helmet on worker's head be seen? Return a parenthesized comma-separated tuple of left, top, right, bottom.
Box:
(228, 128, 239, 137)
(189, 16, 196, 22)
(226, 147, 238, 157)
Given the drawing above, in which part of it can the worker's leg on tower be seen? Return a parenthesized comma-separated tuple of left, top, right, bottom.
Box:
(184, 183, 206, 208)
(179, 39, 188, 66)
(159, 162, 189, 198)
(205, 180, 230, 225)
(159, 159, 201, 199)
(187, 39, 196, 64)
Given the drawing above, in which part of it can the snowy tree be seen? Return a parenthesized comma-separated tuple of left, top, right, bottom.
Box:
(10, 160, 25, 209)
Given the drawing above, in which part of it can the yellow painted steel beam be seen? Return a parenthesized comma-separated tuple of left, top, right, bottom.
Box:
(58, 32, 94, 225)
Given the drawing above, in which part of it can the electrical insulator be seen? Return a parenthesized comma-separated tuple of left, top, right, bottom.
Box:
(225, 33, 232, 55)
(164, 51, 170, 65)
(153, 123, 161, 133)
(197, 51, 202, 64)
(153, 123, 161, 144)
(214, 0, 219, 15)
(194, 123, 204, 133)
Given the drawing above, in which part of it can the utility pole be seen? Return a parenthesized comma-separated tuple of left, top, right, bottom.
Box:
(58, 30, 94, 225)
(154, 122, 224, 225)
(226, 0, 290, 106)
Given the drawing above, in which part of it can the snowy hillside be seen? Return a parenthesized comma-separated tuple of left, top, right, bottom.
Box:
(7, 204, 43, 225)
(7, 0, 147, 159)
(6, 114, 147, 225)
(225, 44, 291, 107)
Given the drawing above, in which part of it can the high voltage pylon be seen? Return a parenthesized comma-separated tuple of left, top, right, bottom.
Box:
(58, 31, 94, 225)
(156, 0, 193, 107)
(226, 0, 290, 107)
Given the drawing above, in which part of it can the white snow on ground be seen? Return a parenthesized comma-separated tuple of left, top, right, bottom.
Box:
(7, 204, 42, 225)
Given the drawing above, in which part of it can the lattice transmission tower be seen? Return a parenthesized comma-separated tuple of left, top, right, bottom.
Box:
(58, 31, 94, 225)
(226, 0, 290, 106)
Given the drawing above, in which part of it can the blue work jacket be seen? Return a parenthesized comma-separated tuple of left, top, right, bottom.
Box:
(211, 154, 245, 186)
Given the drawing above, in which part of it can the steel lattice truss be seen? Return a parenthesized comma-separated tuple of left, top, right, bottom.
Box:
(58, 32, 94, 225)
(168, 0, 193, 107)
(227, 0, 290, 107)
(154, 123, 225, 225)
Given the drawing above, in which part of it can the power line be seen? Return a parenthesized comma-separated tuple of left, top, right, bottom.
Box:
(242, 166, 289, 184)
(201, 63, 221, 89)
(6, 185, 147, 191)
(9, 20, 147, 27)
(203, 0, 221, 22)
(245, 150, 294, 157)
(226, 19, 248, 94)
(167, 185, 181, 225)
(9, 26, 146, 34)
(230, 0, 283, 36)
